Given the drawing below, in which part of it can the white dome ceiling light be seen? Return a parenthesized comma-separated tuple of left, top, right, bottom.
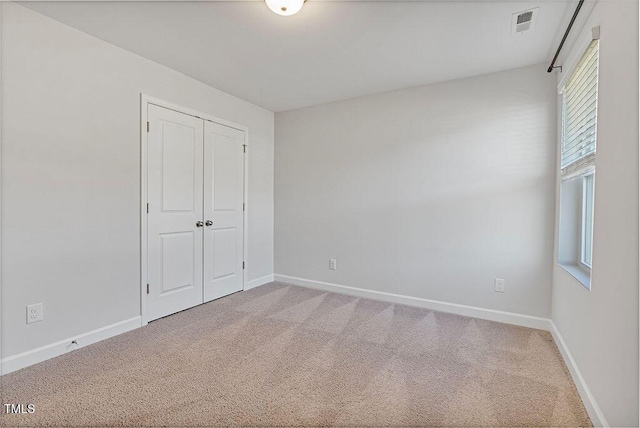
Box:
(265, 0, 305, 16)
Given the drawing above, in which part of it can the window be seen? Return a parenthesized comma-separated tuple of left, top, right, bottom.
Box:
(581, 173, 594, 268)
(558, 36, 599, 289)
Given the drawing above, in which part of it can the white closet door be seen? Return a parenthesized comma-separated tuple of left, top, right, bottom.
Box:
(147, 104, 204, 321)
(203, 121, 245, 302)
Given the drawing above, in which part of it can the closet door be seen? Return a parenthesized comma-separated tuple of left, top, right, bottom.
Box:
(147, 105, 204, 321)
(203, 121, 245, 302)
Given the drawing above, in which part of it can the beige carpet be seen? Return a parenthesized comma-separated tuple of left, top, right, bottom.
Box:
(1, 282, 591, 427)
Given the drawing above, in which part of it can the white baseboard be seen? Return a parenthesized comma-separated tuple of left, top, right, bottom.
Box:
(245, 274, 274, 291)
(549, 321, 608, 427)
(274, 274, 551, 330)
(1, 316, 142, 376)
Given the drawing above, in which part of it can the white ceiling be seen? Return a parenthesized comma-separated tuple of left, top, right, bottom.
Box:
(22, 0, 576, 112)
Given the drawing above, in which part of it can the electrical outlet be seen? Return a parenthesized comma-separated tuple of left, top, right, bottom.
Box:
(329, 258, 337, 270)
(26, 303, 43, 324)
(494, 278, 505, 293)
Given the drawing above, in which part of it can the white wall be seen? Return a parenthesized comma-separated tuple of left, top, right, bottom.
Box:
(275, 64, 557, 318)
(551, 0, 639, 425)
(1, 3, 274, 358)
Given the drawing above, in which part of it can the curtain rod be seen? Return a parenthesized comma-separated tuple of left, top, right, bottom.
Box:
(547, 0, 585, 73)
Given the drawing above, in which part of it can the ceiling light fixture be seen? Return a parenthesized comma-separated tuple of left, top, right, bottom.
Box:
(265, 0, 305, 16)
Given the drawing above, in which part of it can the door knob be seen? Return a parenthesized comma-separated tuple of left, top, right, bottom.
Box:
(205, 220, 213, 226)
(196, 221, 204, 228)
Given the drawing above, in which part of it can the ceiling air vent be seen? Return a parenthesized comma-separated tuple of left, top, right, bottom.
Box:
(512, 8, 539, 35)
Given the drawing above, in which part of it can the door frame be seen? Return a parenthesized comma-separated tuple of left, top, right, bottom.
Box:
(140, 94, 249, 326)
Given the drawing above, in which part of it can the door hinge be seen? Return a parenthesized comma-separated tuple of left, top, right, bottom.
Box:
(146, 203, 149, 213)
(243, 145, 246, 153)
(146, 284, 150, 294)
(243, 203, 245, 212)
(243, 262, 245, 269)
(147, 121, 150, 132)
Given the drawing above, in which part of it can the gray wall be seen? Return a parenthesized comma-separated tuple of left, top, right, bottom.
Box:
(551, 0, 639, 425)
(275, 64, 557, 318)
(1, 3, 274, 358)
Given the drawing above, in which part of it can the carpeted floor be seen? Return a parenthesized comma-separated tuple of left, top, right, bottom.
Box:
(1, 282, 591, 427)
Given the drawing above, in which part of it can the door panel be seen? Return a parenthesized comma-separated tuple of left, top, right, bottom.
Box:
(213, 228, 238, 278)
(161, 232, 195, 293)
(212, 138, 240, 211)
(161, 126, 196, 211)
(147, 105, 204, 321)
(203, 121, 245, 302)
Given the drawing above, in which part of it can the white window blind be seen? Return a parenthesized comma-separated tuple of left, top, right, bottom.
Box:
(561, 39, 599, 176)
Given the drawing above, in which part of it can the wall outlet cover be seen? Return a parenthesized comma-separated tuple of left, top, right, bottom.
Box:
(494, 278, 505, 293)
(26, 303, 44, 324)
(329, 258, 337, 270)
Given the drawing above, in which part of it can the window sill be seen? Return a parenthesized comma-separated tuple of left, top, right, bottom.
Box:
(559, 263, 591, 290)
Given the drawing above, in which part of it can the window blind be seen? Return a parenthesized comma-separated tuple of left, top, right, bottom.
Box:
(561, 39, 599, 174)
